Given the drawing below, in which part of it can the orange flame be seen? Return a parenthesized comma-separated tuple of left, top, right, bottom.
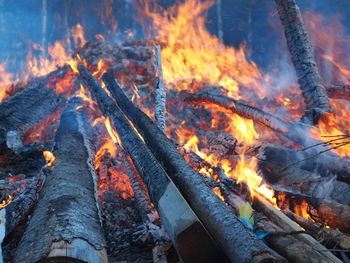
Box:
(142, 0, 274, 202)
(43, 151, 55, 167)
(0, 195, 13, 209)
(139, 0, 266, 99)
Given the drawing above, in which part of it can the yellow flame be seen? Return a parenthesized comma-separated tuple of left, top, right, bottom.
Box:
(43, 151, 55, 167)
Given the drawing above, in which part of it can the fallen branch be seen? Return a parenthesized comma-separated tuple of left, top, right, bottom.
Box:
(274, 0, 331, 123)
(101, 71, 286, 263)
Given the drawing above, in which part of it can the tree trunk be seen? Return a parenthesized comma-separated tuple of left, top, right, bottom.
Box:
(13, 98, 107, 263)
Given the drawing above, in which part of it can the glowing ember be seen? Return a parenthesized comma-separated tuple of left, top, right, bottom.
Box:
(43, 151, 55, 167)
(0, 195, 13, 209)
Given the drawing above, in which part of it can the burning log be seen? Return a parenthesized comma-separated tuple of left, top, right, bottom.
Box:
(254, 213, 331, 263)
(100, 72, 286, 263)
(3, 176, 42, 243)
(275, 190, 350, 233)
(13, 98, 107, 263)
(326, 84, 350, 100)
(201, 167, 334, 263)
(154, 45, 166, 132)
(0, 84, 66, 152)
(274, 0, 331, 123)
(284, 210, 350, 250)
(78, 63, 227, 263)
(253, 193, 342, 263)
(184, 91, 312, 146)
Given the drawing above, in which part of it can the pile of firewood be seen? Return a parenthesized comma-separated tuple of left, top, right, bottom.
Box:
(0, 0, 350, 263)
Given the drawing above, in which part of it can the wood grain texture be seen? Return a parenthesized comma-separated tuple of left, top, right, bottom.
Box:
(13, 98, 107, 263)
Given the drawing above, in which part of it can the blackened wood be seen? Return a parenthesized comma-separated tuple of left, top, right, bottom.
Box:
(326, 84, 350, 100)
(254, 213, 330, 263)
(101, 72, 286, 263)
(284, 210, 350, 249)
(0, 84, 66, 150)
(253, 193, 342, 263)
(3, 177, 42, 243)
(274, 0, 331, 123)
(258, 143, 350, 184)
(13, 98, 107, 263)
(277, 191, 350, 233)
(78, 64, 225, 263)
(184, 91, 311, 146)
(154, 45, 166, 132)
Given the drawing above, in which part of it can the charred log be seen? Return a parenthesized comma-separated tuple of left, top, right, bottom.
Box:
(0, 84, 66, 152)
(184, 91, 313, 146)
(326, 84, 350, 100)
(13, 98, 107, 263)
(254, 213, 331, 263)
(3, 176, 42, 244)
(275, 190, 350, 233)
(258, 143, 350, 185)
(78, 63, 226, 263)
(274, 0, 331, 123)
(253, 193, 342, 263)
(284, 210, 350, 250)
(154, 45, 166, 132)
(101, 71, 286, 263)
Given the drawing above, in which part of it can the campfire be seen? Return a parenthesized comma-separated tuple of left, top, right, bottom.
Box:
(0, 0, 350, 262)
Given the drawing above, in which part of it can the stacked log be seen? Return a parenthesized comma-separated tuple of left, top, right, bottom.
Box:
(99, 71, 286, 263)
(13, 98, 107, 263)
(78, 63, 225, 263)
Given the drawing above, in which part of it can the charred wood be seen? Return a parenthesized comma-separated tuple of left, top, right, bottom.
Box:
(78, 63, 225, 263)
(7, 65, 72, 98)
(253, 193, 342, 263)
(2, 176, 42, 244)
(101, 72, 286, 263)
(274, 0, 331, 123)
(154, 45, 166, 132)
(184, 91, 313, 146)
(258, 158, 350, 206)
(13, 98, 107, 263)
(254, 213, 331, 263)
(326, 84, 350, 100)
(284, 210, 350, 250)
(0, 84, 66, 152)
(258, 143, 350, 185)
(275, 190, 350, 233)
